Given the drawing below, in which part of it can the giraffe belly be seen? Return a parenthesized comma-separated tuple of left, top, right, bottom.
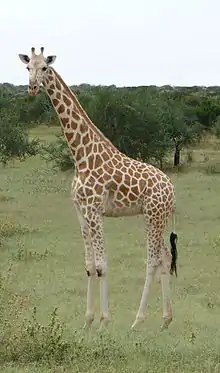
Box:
(103, 194, 142, 217)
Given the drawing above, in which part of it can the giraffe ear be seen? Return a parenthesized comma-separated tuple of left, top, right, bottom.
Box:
(45, 55, 56, 65)
(18, 54, 30, 64)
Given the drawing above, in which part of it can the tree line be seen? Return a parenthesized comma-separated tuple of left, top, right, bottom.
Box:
(1, 82, 220, 169)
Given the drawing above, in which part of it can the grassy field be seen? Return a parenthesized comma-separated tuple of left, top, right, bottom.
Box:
(1, 126, 220, 372)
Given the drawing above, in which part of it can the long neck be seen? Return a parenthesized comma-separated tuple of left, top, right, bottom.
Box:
(43, 68, 118, 169)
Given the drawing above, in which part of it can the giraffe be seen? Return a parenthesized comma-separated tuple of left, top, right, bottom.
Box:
(18, 47, 178, 331)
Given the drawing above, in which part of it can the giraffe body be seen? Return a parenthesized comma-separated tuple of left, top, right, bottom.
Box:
(18, 48, 177, 330)
(72, 159, 174, 219)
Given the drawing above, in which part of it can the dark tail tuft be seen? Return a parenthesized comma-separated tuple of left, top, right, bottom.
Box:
(170, 232, 178, 277)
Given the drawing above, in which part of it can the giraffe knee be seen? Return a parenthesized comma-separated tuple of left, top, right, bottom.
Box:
(163, 250, 172, 271)
(85, 263, 96, 276)
(85, 269, 96, 276)
(160, 253, 172, 275)
(96, 269, 102, 277)
(96, 262, 107, 277)
(86, 268, 105, 277)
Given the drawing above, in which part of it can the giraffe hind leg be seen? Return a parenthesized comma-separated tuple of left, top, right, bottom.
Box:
(131, 262, 157, 329)
(131, 217, 173, 330)
(160, 243, 173, 330)
(131, 222, 164, 329)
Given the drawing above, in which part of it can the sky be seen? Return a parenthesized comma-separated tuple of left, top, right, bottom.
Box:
(1, 0, 220, 87)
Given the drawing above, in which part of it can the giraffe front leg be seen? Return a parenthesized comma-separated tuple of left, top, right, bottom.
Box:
(87, 212, 109, 330)
(98, 268, 108, 330)
(84, 267, 96, 329)
(75, 206, 96, 329)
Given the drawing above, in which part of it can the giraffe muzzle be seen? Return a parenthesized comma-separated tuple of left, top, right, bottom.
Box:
(28, 85, 39, 96)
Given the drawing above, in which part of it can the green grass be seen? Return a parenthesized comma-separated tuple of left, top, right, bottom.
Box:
(1, 128, 220, 372)
(30, 124, 61, 143)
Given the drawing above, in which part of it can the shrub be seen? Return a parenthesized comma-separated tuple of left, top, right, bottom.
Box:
(0, 109, 40, 165)
(0, 265, 126, 368)
(41, 134, 74, 171)
(0, 273, 70, 364)
(214, 115, 220, 139)
(205, 162, 220, 175)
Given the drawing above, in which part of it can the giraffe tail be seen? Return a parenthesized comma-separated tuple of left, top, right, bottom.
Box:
(170, 209, 178, 277)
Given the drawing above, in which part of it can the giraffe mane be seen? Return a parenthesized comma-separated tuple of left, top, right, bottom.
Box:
(50, 67, 118, 152)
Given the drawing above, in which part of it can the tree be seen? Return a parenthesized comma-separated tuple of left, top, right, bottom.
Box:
(1, 81, 220, 171)
(158, 96, 202, 166)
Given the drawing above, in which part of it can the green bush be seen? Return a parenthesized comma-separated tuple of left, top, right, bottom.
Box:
(41, 134, 74, 171)
(0, 265, 126, 368)
(0, 266, 70, 364)
(0, 109, 40, 165)
(214, 115, 220, 138)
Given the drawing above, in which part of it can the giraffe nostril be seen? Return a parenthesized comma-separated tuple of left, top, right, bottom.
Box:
(28, 85, 37, 91)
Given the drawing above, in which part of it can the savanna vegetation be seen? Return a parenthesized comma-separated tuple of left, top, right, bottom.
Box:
(1, 82, 220, 169)
(1, 82, 220, 372)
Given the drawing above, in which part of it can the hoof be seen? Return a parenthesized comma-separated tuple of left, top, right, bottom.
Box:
(160, 316, 172, 331)
(99, 315, 109, 331)
(83, 314, 94, 329)
(131, 315, 145, 330)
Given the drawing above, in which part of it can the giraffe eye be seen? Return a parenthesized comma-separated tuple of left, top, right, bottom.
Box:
(42, 66, 47, 71)
(26, 66, 30, 71)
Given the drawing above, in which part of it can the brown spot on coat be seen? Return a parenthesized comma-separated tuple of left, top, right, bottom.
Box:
(128, 193, 137, 201)
(71, 120, 77, 130)
(65, 133, 74, 142)
(146, 188, 152, 196)
(131, 186, 139, 195)
(88, 155, 94, 169)
(117, 192, 123, 200)
(73, 133, 81, 147)
(156, 174, 162, 181)
(82, 133, 90, 145)
(120, 185, 130, 196)
(86, 143, 93, 156)
(61, 117, 69, 127)
(95, 154, 103, 168)
(56, 92, 61, 99)
(97, 167, 104, 175)
(103, 172, 111, 181)
(55, 80, 61, 90)
(102, 152, 109, 161)
(79, 161, 87, 170)
(98, 143, 103, 152)
(72, 111, 80, 121)
(58, 104, 65, 114)
(63, 95, 72, 106)
(52, 98, 59, 106)
(80, 123, 87, 134)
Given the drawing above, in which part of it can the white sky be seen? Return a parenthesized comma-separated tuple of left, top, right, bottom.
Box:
(1, 0, 220, 87)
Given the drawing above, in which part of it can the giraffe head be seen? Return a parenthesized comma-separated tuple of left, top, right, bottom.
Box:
(18, 47, 56, 96)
